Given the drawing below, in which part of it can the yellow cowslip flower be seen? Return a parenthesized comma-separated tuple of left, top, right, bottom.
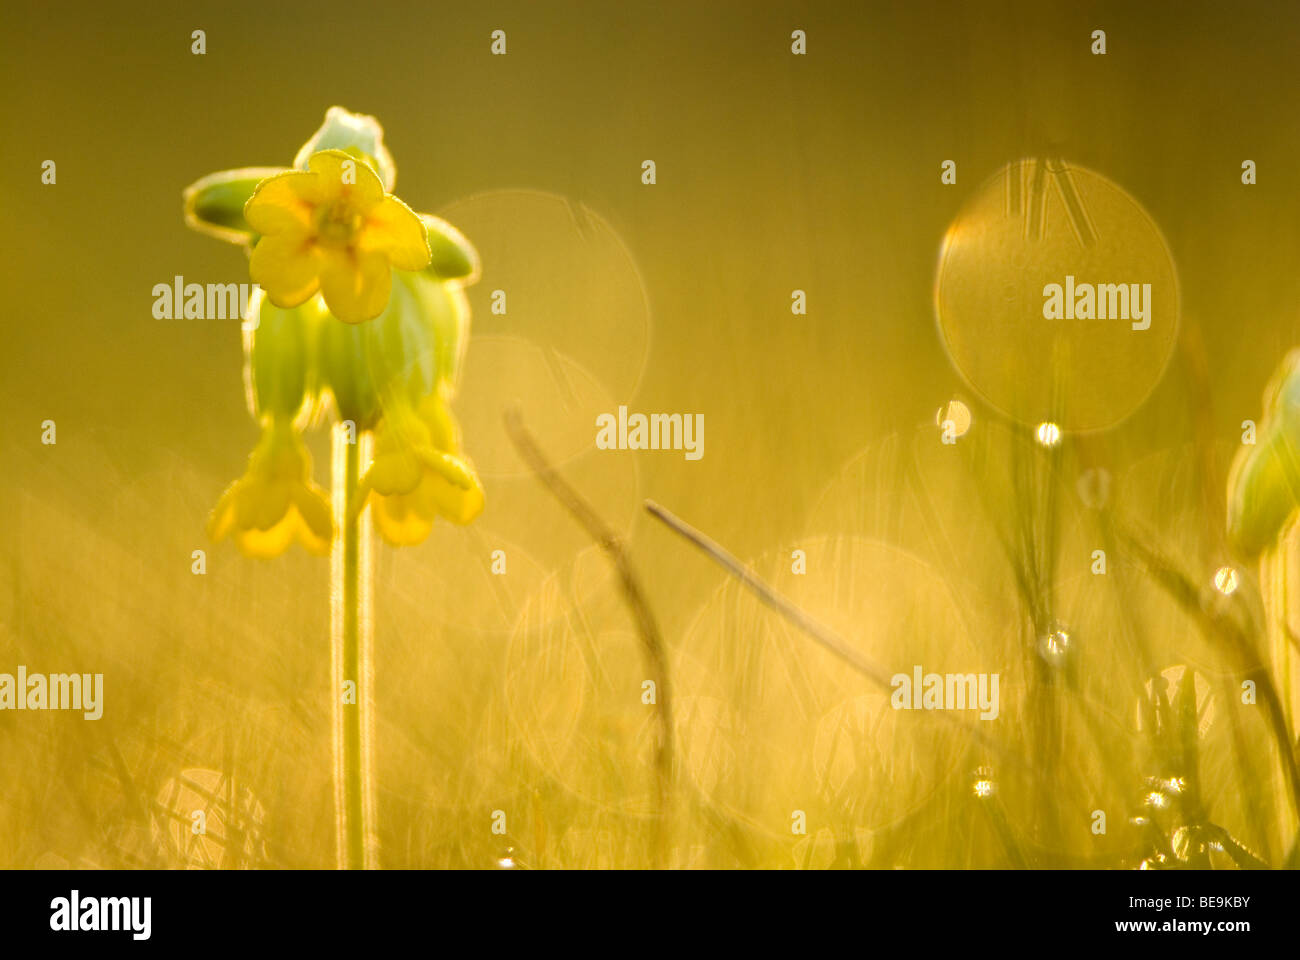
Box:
(356, 394, 484, 546)
(244, 150, 430, 324)
(208, 418, 334, 557)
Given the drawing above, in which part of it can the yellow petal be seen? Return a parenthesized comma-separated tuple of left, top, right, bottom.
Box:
(379, 406, 434, 456)
(366, 450, 424, 496)
(307, 149, 383, 211)
(421, 467, 484, 525)
(419, 449, 477, 491)
(319, 249, 391, 323)
(244, 171, 319, 234)
(236, 477, 292, 531)
(292, 513, 332, 556)
(250, 234, 323, 308)
(383, 491, 410, 522)
(418, 394, 460, 452)
(372, 494, 434, 546)
(207, 482, 242, 541)
(293, 483, 335, 546)
(360, 197, 431, 271)
(235, 517, 297, 559)
(231, 480, 263, 531)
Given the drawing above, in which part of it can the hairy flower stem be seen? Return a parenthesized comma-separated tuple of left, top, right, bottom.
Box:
(331, 426, 377, 869)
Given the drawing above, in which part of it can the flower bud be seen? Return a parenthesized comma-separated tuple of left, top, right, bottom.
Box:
(1228, 351, 1300, 557)
(422, 215, 480, 283)
(293, 106, 397, 192)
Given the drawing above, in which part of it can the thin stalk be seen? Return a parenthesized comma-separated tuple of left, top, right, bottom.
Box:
(1261, 544, 1300, 854)
(331, 426, 377, 869)
(643, 498, 1048, 788)
(1273, 534, 1300, 726)
(504, 410, 673, 862)
(1122, 526, 1300, 857)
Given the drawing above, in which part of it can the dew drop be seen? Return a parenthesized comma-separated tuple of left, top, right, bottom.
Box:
(1035, 422, 1062, 447)
(1144, 790, 1168, 810)
(1037, 622, 1072, 666)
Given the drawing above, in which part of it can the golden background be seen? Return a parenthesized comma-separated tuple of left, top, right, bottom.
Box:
(2, 0, 1299, 867)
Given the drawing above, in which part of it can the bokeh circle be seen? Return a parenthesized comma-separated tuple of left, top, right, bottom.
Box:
(935, 159, 1179, 432)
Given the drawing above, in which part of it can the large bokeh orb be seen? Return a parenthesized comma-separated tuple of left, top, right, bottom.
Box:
(935, 159, 1179, 432)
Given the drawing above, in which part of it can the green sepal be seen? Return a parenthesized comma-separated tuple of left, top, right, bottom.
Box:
(245, 294, 322, 422)
(183, 167, 284, 245)
(364, 272, 438, 409)
(394, 268, 469, 391)
(318, 270, 470, 431)
(318, 311, 384, 431)
(421, 215, 480, 283)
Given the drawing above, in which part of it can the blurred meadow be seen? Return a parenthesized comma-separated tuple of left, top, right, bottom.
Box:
(2, 0, 1300, 868)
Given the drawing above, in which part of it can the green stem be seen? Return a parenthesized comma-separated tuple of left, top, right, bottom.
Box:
(1263, 543, 1300, 854)
(332, 425, 376, 868)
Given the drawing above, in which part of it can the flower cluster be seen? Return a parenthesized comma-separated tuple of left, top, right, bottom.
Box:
(185, 107, 485, 554)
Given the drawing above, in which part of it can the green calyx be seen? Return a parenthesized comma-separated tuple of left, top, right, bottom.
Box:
(183, 167, 282, 245)
(246, 269, 470, 433)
